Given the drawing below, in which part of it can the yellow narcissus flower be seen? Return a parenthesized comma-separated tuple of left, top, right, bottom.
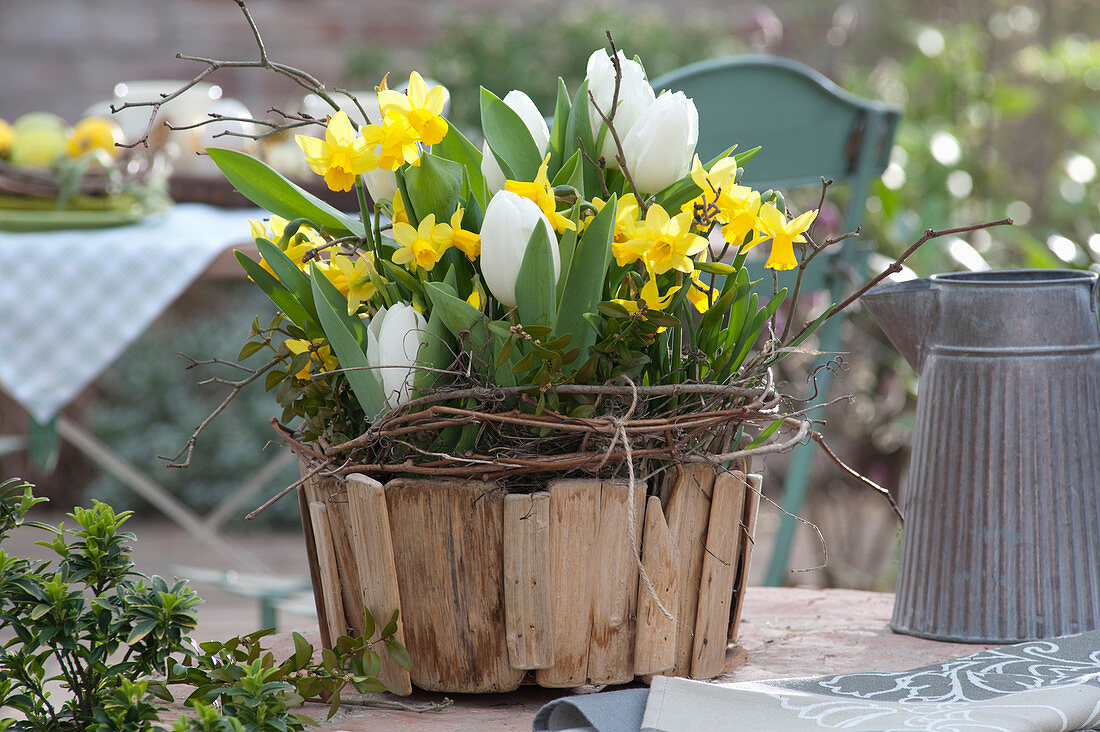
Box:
(0, 119, 13, 156)
(295, 110, 378, 192)
(377, 71, 449, 146)
(621, 204, 708, 275)
(250, 215, 316, 275)
(505, 155, 577, 234)
(610, 269, 680, 331)
(392, 214, 452, 272)
(327, 253, 380, 315)
(391, 190, 410, 225)
(466, 286, 484, 310)
(362, 110, 421, 171)
(687, 269, 715, 314)
(752, 203, 818, 271)
(66, 117, 122, 158)
(449, 207, 481, 260)
(285, 339, 339, 380)
(684, 156, 760, 246)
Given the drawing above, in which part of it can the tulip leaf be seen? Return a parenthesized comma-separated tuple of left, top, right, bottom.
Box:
(554, 206, 581, 301)
(309, 268, 387, 418)
(207, 148, 364, 237)
(547, 77, 572, 176)
(551, 150, 582, 189)
(555, 194, 615, 366)
(234, 251, 312, 327)
(310, 262, 369, 348)
(402, 152, 463, 226)
(433, 124, 487, 209)
(423, 281, 515, 386)
(515, 223, 557, 329)
(480, 87, 541, 182)
(412, 306, 453, 397)
(393, 168, 419, 228)
(564, 80, 600, 199)
(254, 238, 320, 324)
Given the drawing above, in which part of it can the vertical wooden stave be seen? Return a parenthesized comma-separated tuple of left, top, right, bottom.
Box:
(690, 471, 746, 678)
(344, 473, 412, 696)
(307, 501, 350, 646)
(503, 492, 554, 670)
(664, 464, 716, 677)
(633, 495, 680, 676)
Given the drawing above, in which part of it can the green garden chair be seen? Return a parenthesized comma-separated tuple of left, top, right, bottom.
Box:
(650, 56, 901, 585)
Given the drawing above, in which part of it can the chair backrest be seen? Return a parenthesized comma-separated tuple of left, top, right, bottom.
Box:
(651, 55, 901, 292)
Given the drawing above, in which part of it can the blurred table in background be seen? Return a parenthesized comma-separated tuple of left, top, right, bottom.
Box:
(0, 202, 278, 570)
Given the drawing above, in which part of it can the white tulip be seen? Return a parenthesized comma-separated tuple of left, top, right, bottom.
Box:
(481, 90, 551, 194)
(362, 167, 397, 202)
(364, 303, 427, 408)
(479, 191, 558, 308)
(621, 90, 699, 194)
(585, 49, 656, 167)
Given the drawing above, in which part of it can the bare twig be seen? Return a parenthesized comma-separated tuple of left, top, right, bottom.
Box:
(811, 431, 903, 522)
(159, 357, 280, 468)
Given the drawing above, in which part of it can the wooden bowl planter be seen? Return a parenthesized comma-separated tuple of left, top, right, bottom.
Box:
(296, 460, 761, 695)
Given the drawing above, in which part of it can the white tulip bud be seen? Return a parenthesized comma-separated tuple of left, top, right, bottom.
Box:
(479, 190, 558, 308)
(621, 90, 699, 194)
(365, 303, 426, 408)
(481, 90, 550, 194)
(585, 49, 656, 168)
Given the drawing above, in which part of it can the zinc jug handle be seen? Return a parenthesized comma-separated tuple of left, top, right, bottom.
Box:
(1092, 275, 1099, 314)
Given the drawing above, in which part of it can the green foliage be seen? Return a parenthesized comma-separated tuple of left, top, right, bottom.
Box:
(0, 480, 411, 730)
(0, 477, 200, 730)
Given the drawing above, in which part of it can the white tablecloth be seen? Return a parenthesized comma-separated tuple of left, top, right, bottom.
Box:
(0, 203, 263, 422)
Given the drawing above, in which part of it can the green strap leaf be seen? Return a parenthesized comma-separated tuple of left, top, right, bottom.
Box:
(309, 269, 387, 418)
(401, 152, 463, 226)
(555, 195, 615, 366)
(234, 251, 312, 327)
(311, 263, 368, 348)
(564, 80, 599, 199)
(254, 238, 319, 324)
(515, 222, 558, 329)
(547, 77, 572, 176)
(423, 281, 515, 386)
(433, 125, 487, 209)
(480, 87, 542, 182)
(207, 148, 364, 237)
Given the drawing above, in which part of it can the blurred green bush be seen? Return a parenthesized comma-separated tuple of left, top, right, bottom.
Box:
(86, 282, 301, 527)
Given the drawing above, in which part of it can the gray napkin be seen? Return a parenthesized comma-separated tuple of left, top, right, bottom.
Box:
(535, 630, 1100, 732)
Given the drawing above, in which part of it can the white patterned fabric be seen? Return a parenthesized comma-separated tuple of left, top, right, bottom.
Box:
(0, 204, 263, 422)
(535, 631, 1100, 732)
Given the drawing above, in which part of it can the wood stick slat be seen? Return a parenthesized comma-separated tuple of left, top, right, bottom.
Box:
(345, 473, 412, 696)
(690, 471, 746, 679)
(536, 479, 602, 687)
(385, 479, 523, 693)
(587, 481, 646, 685)
(728, 473, 763, 645)
(503, 492, 554, 670)
(307, 501, 350, 645)
(664, 464, 715, 677)
(296, 460, 332, 648)
(633, 495, 680, 676)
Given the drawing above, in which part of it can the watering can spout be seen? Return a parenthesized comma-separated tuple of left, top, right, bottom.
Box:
(860, 278, 938, 373)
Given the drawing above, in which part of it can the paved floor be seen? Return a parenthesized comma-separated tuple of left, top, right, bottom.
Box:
(8, 513, 956, 730)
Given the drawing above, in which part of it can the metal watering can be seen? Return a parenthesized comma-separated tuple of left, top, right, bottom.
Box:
(862, 269, 1100, 642)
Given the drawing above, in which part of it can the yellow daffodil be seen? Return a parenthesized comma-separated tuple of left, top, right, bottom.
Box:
(285, 338, 339, 380)
(362, 110, 421, 171)
(684, 156, 760, 246)
(391, 190, 410, 225)
(449, 207, 481, 260)
(377, 71, 449, 146)
(687, 269, 715, 314)
(752, 203, 818, 271)
(610, 269, 680, 332)
(466, 286, 484, 310)
(0, 119, 13, 156)
(392, 213, 452, 272)
(605, 194, 646, 266)
(295, 110, 378, 192)
(505, 155, 577, 234)
(323, 253, 380, 314)
(250, 215, 317, 245)
(621, 204, 708, 275)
